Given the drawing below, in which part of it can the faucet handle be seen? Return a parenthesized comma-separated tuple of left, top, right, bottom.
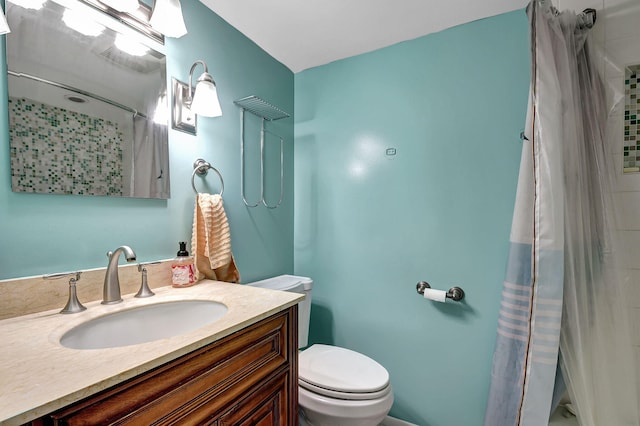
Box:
(43, 271, 82, 281)
(43, 272, 86, 314)
(137, 261, 161, 272)
(135, 262, 158, 298)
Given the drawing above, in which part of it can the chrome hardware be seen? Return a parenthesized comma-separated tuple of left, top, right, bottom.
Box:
(43, 271, 86, 314)
(103, 246, 137, 304)
(234, 95, 289, 209)
(416, 281, 465, 302)
(135, 262, 158, 298)
(192, 158, 225, 196)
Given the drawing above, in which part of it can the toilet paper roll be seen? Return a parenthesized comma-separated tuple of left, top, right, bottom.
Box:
(423, 288, 447, 303)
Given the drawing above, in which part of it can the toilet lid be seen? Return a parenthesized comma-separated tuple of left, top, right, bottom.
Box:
(298, 345, 390, 396)
(248, 275, 312, 293)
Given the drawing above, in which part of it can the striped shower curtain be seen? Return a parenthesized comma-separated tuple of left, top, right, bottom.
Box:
(483, 1, 630, 424)
(482, 4, 574, 424)
(482, 91, 564, 425)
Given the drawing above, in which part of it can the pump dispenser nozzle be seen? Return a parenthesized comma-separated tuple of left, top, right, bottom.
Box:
(172, 241, 195, 287)
(177, 241, 189, 257)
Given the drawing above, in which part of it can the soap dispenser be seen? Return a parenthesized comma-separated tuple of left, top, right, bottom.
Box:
(171, 242, 196, 287)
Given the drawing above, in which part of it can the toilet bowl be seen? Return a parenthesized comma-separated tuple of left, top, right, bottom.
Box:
(298, 344, 393, 426)
(247, 275, 394, 426)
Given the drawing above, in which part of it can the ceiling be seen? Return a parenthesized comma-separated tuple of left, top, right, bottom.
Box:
(199, 0, 529, 73)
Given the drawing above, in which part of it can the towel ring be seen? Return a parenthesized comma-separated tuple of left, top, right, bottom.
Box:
(192, 158, 224, 196)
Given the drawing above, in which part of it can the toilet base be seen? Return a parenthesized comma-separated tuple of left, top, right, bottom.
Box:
(300, 407, 388, 426)
(298, 385, 393, 426)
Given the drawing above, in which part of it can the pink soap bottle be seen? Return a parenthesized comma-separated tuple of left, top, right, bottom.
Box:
(171, 242, 195, 287)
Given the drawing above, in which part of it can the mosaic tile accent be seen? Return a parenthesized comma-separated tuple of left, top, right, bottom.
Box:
(624, 65, 640, 173)
(9, 97, 124, 196)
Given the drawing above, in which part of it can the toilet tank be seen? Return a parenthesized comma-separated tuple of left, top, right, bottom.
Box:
(246, 275, 312, 349)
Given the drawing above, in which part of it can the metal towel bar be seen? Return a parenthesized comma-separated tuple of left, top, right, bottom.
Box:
(191, 158, 224, 196)
(234, 95, 289, 209)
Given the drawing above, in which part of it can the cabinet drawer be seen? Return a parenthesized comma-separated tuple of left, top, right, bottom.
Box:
(48, 307, 296, 425)
(218, 370, 289, 426)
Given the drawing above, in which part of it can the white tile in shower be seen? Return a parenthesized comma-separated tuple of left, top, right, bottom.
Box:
(623, 269, 640, 308)
(612, 159, 640, 192)
(606, 86, 624, 120)
(636, 346, 640, 392)
(603, 2, 640, 44)
(608, 112, 624, 156)
(602, 40, 640, 79)
(613, 192, 640, 230)
(632, 308, 640, 346)
(616, 230, 640, 269)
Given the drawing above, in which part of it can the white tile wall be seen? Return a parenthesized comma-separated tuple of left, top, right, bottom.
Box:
(614, 192, 640, 230)
(600, 0, 640, 407)
(561, 0, 640, 409)
(622, 269, 640, 308)
(633, 308, 640, 346)
(616, 231, 640, 269)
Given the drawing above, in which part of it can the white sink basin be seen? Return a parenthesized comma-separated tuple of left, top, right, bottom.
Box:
(60, 300, 228, 350)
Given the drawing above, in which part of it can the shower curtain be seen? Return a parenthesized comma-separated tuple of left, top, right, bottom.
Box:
(132, 113, 169, 198)
(131, 69, 170, 199)
(484, 1, 639, 425)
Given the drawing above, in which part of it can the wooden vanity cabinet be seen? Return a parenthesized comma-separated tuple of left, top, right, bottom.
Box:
(35, 306, 298, 426)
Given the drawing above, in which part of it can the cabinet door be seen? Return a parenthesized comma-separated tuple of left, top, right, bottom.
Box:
(46, 306, 297, 426)
(218, 370, 290, 426)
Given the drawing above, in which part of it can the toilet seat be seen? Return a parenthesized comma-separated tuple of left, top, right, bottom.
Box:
(299, 344, 390, 401)
(299, 379, 392, 400)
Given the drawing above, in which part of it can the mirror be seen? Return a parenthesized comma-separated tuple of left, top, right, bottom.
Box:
(5, 0, 170, 198)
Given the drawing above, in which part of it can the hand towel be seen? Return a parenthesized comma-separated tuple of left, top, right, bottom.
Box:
(191, 193, 240, 283)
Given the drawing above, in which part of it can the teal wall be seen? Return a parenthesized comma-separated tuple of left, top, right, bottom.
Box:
(294, 10, 529, 426)
(0, 0, 294, 280)
(2, 3, 532, 424)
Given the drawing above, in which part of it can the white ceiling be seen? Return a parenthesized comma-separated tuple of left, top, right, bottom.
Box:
(199, 0, 529, 73)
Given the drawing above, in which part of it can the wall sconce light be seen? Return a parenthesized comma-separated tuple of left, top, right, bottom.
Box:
(172, 60, 222, 135)
(149, 0, 186, 38)
(0, 5, 11, 34)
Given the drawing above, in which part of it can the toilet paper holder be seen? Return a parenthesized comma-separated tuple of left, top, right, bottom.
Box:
(416, 281, 465, 302)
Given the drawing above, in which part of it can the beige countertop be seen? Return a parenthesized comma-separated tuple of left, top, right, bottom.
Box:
(0, 280, 303, 426)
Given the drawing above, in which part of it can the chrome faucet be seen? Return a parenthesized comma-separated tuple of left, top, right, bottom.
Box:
(102, 245, 137, 304)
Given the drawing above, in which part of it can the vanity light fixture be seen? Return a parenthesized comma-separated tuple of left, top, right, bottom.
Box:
(0, 6, 9, 34)
(62, 8, 105, 36)
(114, 33, 149, 56)
(171, 60, 222, 135)
(149, 0, 186, 38)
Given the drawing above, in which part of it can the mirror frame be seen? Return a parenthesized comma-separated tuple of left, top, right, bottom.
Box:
(6, 0, 171, 199)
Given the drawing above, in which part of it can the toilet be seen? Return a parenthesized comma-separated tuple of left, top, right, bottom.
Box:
(247, 275, 394, 426)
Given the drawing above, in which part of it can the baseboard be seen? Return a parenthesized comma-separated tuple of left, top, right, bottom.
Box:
(382, 415, 419, 426)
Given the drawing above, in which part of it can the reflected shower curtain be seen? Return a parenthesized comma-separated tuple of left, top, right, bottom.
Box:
(132, 114, 169, 198)
(484, 1, 639, 425)
(132, 69, 170, 199)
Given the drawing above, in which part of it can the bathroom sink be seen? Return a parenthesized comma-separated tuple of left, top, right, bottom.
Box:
(60, 300, 228, 350)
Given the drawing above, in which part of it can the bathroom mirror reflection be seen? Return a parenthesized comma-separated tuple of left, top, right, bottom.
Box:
(5, 0, 170, 199)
